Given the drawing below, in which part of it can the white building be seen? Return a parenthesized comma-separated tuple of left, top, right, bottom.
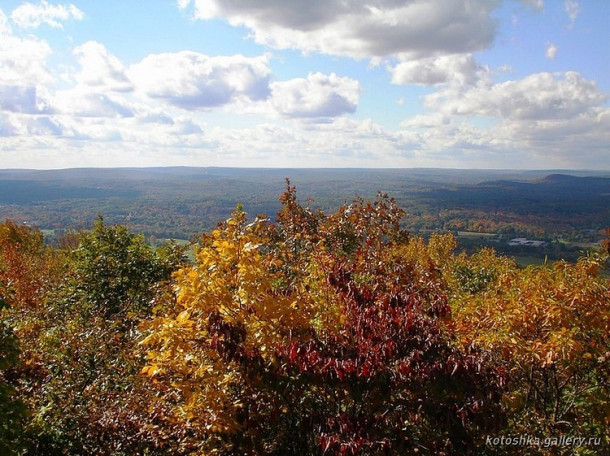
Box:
(508, 238, 548, 247)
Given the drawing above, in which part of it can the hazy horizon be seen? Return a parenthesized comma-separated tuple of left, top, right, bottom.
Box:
(2, 166, 610, 174)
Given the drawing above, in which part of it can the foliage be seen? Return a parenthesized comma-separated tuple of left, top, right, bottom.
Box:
(0, 293, 27, 455)
(67, 216, 184, 318)
(0, 186, 607, 455)
(141, 184, 508, 455)
(1, 169, 608, 251)
(0, 219, 188, 455)
(449, 249, 610, 454)
(0, 220, 63, 309)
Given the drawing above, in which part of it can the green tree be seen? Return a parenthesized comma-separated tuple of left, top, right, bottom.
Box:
(1, 218, 188, 455)
(67, 216, 182, 318)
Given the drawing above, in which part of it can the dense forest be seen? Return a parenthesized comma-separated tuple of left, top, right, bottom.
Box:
(1, 183, 608, 455)
(0, 168, 608, 243)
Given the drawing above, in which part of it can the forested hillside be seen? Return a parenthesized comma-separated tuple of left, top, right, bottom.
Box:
(0, 168, 608, 243)
(1, 184, 608, 455)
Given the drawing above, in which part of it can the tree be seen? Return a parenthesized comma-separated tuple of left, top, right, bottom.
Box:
(141, 185, 507, 455)
(1, 218, 188, 455)
(450, 250, 610, 455)
(0, 220, 63, 309)
(0, 293, 26, 455)
(68, 216, 182, 318)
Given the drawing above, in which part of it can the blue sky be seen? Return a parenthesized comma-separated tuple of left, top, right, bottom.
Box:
(0, 0, 608, 169)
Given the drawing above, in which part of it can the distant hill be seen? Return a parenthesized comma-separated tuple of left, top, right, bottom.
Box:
(421, 174, 609, 235)
(0, 167, 608, 240)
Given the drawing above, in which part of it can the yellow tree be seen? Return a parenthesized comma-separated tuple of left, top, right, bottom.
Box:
(451, 252, 609, 453)
(140, 208, 339, 451)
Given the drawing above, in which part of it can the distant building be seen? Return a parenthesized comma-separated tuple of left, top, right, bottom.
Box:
(508, 238, 548, 247)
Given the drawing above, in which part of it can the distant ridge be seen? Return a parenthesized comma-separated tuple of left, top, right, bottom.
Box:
(540, 173, 582, 183)
(0, 168, 608, 240)
(473, 173, 610, 188)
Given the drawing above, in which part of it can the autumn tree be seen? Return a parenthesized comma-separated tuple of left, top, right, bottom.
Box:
(0, 220, 63, 309)
(0, 221, 63, 454)
(449, 249, 609, 455)
(67, 216, 182, 318)
(3, 188, 605, 455)
(142, 184, 507, 455)
(1, 219, 188, 455)
(0, 293, 26, 455)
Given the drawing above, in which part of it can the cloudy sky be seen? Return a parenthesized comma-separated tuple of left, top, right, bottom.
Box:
(1, 0, 608, 169)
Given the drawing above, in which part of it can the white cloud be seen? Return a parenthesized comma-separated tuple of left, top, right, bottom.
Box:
(1, 2, 606, 170)
(0, 9, 11, 34)
(0, 111, 62, 137)
(176, 0, 191, 10)
(395, 107, 610, 169)
(565, 0, 580, 27)
(483, 108, 610, 167)
(0, 8, 55, 133)
(0, 85, 51, 113)
(390, 54, 482, 86)
(425, 71, 607, 120)
(393, 70, 610, 167)
(400, 113, 451, 129)
(73, 41, 133, 92)
(270, 72, 360, 119)
(128, 52, 271, 109)
(10, 0, 83, 29)
(181, 0, 500, 59)
(2, 103, 609, 169)
(53, 88, 135, 118)
(545, 42, 558, 60)
(21, 115, 63, 136)
(171, 118, 203, 135)
(0, 112, 18, 136)
(0, 18, 52, 86)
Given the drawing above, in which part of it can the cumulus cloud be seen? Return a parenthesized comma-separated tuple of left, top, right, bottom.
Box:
(171, 118, 203, 135)
(545, 42, 558, 60)
(425, 71, 607, 120)
(0, 7, 55, 132)
(390, 54, 482, 86)
(270, 72, 360, 119)
(22, 115, 63, 135)
(10, 0, 83, 29)
(0, 112, 17, 136)
(73, 41, 133, 92)
(396, 70, 610, 167)
(128, 52, 271, 109)
(400, 113, 451, 129)
(395, 106, 610, 169)
(0, 12, 52, 85)
(53, 89, 134, 118)
(0, 85, 51, 113)
(0, 111, 62, 137)
(0, 9, 11, 34)
(180, 0, 499, 59)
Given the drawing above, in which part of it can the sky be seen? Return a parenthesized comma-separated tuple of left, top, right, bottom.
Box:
(0, 0, 608, 170)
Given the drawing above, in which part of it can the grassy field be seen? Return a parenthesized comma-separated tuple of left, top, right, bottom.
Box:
(456, 231, 498, 238)
(513, 255, 551, 267)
